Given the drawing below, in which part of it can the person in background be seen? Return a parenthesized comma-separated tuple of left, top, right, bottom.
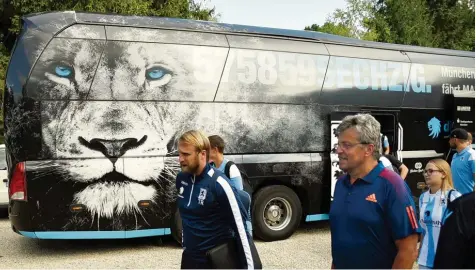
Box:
(378, 136, 408, 180)
(379, 155, 399, 173)
(449, 128, 475, 194)
(208, 134, 252, 236)
(330, 113, 420, 269)
(466, 132, 474, 149)
(385, 154, 409, 180)
(417, 159, 461, 269)
(381, 133, 390, 154)
(208, 135, 243, 190)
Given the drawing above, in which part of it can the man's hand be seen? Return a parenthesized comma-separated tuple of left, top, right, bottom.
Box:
(393, 233, 419, 269)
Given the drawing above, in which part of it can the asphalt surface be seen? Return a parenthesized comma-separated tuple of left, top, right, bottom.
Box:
(0, 212, 332, 269)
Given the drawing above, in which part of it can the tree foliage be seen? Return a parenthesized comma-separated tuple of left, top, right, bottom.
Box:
(305, 22, 354, 38)
(305, 0, 475, 51)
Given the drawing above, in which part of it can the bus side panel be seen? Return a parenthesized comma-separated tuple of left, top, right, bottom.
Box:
(22, 34, 339, 234)
(399, 108, 452, 200)
(319, 56, 407, 108)
(239, 155, 328, 212)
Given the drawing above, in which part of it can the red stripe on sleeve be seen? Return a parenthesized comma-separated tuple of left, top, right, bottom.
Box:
(409, 206, 419, 229)
(406, 206, 417, 229)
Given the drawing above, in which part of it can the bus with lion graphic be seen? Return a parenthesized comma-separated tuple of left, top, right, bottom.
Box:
(3, 11, 474, 243)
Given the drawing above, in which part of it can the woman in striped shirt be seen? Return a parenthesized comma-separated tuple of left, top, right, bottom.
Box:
(417, 159, 461, 269)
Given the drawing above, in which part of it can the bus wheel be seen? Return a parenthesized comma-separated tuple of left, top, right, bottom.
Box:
(253, 185, 302, 242)
(171, 208, 182, 245)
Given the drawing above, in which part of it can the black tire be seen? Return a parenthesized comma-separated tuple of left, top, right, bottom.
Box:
(252, 185, 302, 242)
(171, 208, 182, 245)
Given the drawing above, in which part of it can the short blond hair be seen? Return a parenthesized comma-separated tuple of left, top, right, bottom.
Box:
(427, 159, 454, 191)
(179, 130, 210, 161)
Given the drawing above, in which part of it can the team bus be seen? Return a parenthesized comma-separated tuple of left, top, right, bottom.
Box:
(4, 11, 475, 243)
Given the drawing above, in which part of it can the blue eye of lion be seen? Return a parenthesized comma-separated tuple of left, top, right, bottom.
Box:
(146, 67, 167, 80)
(55, 65, 72, 77)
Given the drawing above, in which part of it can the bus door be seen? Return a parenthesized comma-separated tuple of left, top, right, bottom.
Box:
(445, 91, 475, 162)
(330, 111, 399, 201)
(452, 91, 475, 146)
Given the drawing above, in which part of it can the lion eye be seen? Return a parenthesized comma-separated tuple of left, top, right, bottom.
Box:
(146, 67, 169, 80)
(55, 65, 73, 78)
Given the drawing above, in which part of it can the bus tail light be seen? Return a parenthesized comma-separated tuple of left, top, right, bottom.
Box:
(9, 162, 27, 201)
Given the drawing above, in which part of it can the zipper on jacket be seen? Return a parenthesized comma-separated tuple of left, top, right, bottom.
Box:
(187, 175, 195, 207)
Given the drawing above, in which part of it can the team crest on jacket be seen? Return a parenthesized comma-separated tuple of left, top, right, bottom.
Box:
(198, 188, 208, 205)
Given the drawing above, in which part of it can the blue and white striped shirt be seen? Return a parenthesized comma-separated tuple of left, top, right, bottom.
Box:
(418, 189, 461, 268)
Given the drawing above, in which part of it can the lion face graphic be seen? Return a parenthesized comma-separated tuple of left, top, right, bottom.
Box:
(29, 38, 226, 228)
(23, 34, 330, 230)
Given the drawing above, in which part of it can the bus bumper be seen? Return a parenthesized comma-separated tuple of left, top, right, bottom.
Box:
(16, 228, 172, 239)
(8, 201, 33, 235)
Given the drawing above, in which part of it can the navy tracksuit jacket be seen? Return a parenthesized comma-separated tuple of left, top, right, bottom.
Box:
(176, 163, 254, 269)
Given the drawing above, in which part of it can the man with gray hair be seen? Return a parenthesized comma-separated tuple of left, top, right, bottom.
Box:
(329, 113, 421, 269)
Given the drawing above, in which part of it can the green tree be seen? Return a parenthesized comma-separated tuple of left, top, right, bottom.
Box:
(305, 0, 475, 51)
(304, 0, 378, 41)
(370, 0, 436, 47)
(426, 0, 475, 51)
(304, 22, 354, 38)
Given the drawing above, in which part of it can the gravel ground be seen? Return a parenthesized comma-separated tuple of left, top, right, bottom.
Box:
(0, 214, 332, 269)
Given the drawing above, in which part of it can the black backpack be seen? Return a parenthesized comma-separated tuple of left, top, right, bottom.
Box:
(434, 191, 475, 269)
(224, 160, 252, 194)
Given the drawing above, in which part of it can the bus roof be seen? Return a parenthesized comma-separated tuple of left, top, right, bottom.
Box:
(22, 11, 475, 58)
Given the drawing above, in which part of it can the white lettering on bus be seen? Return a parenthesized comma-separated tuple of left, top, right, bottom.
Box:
(441, 67, 475, 79)
(191, 49, 474, 96)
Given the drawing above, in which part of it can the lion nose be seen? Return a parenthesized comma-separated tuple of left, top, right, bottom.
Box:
(78, 136, 147, 164)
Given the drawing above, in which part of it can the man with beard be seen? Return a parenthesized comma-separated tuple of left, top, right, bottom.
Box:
(175, 130, 253, 269)
(449, 128, 475, 194)
(329, 114, 421, 269)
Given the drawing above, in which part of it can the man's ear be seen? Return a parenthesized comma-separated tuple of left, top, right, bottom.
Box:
(366, 144, 375, 157)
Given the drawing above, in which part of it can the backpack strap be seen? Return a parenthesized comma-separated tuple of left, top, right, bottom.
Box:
(442, 189, 456, 225)
(447, 189, 455, 204)
(224, 160, 235, 179)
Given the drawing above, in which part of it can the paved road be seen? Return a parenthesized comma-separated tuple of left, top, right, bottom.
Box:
(0, 214, 332, 269)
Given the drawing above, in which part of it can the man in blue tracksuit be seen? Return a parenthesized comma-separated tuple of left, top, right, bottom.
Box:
(176, 130, 254, 269)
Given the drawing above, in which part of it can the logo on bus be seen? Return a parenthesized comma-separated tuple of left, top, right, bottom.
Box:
(410, 162, 424, 174)
(428, 117, 452, 139)
(428, 117, 442, 139)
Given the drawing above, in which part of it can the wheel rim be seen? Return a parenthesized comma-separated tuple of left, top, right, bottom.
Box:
(262, 197, 292, 231)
